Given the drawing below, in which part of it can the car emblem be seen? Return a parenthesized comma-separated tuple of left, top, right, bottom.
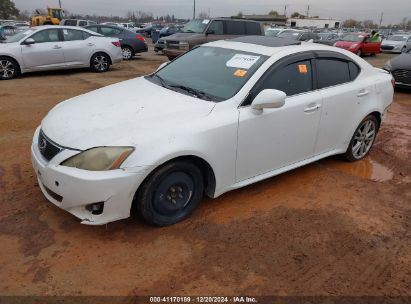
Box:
(39, 138, 47, 151)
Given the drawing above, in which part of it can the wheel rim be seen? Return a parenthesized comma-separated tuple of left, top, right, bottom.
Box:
(352, 119, 376, 159)
(122, 47, 132, 59)
(0, 60, 15, 79)
(153, 171, 194, 216)
(93, 55, 108, 71)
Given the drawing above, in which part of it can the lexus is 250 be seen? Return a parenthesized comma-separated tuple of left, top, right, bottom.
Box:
(31, 36, 394, 226)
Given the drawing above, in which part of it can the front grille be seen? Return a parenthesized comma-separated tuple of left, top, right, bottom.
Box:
(381, 45, 394, 50)
(392, 69, 411, 84)
(38, 130, 62, 161)
(166, 40, 180, 49)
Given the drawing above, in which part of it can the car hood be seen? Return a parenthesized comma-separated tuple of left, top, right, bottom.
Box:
(163, 32, 205, 41)
(335, 41, 359, 47)
(382, 40, 405, 46)
(41, 77, 216, 150)
(390, 53, 411, 70)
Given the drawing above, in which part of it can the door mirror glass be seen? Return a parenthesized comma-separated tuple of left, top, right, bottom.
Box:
(23, 38, 35, 45)
(252, 89, 286, 111)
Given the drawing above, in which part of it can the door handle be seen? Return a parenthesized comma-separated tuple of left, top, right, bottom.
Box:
(304, 104, 321, 113)
(87, 43, 94, 46)
(357, 90, 369, 97)
(53, 45, 62, 49)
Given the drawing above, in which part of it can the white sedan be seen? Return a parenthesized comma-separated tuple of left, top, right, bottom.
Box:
(31, 37, 394, 226)
(0, 25, 123, 80)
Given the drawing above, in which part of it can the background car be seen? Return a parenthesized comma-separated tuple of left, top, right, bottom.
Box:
(334, 33, 381, 56)
(265, 28, 287, 37)
(86, 24, 147, 60)
(381, 34, 411, 53)
(314, 32, 341, 46)
(0, 25, 18, 41)
(384, 49, 411, 87)
(135, 23, 163, 37)
(154, 37, 166, 53)
(159, 25, 183, 38)
(60, 19, 97, 27)
(0, 26, 122, 80)
(276, 29, 320, 41)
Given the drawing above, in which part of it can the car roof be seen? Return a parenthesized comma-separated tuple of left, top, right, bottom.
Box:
(229, 36, 301, 47)
(30, 25, 103, 35)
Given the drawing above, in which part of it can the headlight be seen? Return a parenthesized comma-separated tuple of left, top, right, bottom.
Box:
(394, 45, 401, 49)
(61, 147, 134, 171)
(383, 61, 392, 71)
(179, 41, 189, 50)
(333, 42, 338, 47)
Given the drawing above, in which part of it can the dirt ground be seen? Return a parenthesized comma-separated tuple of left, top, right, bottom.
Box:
(0, 48, 410, 297)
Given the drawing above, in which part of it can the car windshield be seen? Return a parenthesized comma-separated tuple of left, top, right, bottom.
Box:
(341, 34, 364, 42)
(387, 35, 408, 41)
(181, 19, 209, 33)
(150, 46, 268, 102)
(4, 29, 34, 43)
(265, 29, 281, 37)
(277, 30, 301, 39)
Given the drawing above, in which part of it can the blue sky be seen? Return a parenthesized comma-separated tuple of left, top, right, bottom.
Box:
(13, 0, 411, 24)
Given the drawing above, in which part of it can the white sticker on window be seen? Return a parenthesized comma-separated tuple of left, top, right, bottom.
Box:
(63, 29, 68, 35)
(226, 54, 261, 70)
(202, 19, 210, 24)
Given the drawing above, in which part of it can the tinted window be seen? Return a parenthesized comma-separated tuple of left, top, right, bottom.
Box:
(208, 20, 224, 35)
(226, 21, 245, 35)
(317, 59, 350, 88)
(100, 26, 122, 36)
(348, 62, 360, 80)
(87, 26, 98, 33)
(30, 29, 60, 43)
(62, 29, 84, 41)
(246, 22, 261, 35)
(64, 20, 77, 26)
(79, 21, 87, 26)
(256, 60, 313, 96)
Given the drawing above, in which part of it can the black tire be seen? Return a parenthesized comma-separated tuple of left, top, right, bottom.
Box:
(90, 53, 110, 73)
(121, 46, 133, 60)
(356, 49, 363, 57)
(136, 161, 204, 226)
(0, 57, 19, 80)
(345, 115, 379, 162)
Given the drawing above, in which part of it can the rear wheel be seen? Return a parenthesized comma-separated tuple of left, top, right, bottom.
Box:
(0, 57, 18, 80)
(136, 161, 204, 226)
(121, 46, 133, 60)
(345, 115, 378, 161)
(90, 53, 110, 73)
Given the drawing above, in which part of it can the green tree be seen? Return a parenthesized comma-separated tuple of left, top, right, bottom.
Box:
(269, 10, 279, 16)
(291, 12, 302, 18)
(0, 0, 19, 19)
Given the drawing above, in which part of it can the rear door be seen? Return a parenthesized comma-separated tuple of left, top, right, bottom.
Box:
(21, 28, 65, 70)
(61, 29, 95, 66)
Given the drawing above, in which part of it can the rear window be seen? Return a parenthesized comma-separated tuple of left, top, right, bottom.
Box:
(64, 19, 77, 26)
(78, 21, 87, 27)
(226, 21, 246, 35)
(245, 22, 261, 35)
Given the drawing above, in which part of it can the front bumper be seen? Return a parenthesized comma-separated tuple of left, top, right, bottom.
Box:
(31, 130, 150, 225)
(163, 48, 186, 59)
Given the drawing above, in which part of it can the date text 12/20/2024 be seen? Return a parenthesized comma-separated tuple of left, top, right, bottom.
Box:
(150, 297, 257, 303)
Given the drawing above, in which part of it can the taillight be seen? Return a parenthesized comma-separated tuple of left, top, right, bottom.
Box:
(136, 35, 145, 42)
(112, 41, 121, 47)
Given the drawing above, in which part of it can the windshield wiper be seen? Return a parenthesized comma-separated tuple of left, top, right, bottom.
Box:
(152, 73, 169, 88)
(168, 84, 213, 101)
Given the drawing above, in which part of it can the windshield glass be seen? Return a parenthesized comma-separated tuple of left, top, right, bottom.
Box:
(265, 29, 281, 37)
(387, 35, 408, 41)
(151, 46, 268, 102)
(5, 29, 34, 43)
(181, 19, 209, 33)
(341, 34, 364, 42)
(277, 30, 301, 39)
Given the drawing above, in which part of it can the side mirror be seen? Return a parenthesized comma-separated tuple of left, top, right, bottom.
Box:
(156, 61, 169, 71)
(23, 38, 35, 45)
(252, 89, 286, 111)
(206, 29, 215, 35)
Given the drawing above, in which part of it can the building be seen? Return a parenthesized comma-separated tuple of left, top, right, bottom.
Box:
(241, 14, 287, 27)
(287, 17, 342, 29)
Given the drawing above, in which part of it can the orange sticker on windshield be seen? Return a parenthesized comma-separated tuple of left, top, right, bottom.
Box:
(234, 69, 247, 77)
(298, 64, 308, 74)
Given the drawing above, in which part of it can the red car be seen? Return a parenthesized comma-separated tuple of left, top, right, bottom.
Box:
(334, 33, 381, 56)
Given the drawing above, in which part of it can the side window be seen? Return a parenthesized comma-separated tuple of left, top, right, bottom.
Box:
(64, 20, 77, 26)
(245, 22, 261, 35)
(100, 27, 121, 36)
(87, 26, 98, 33)
(207, 20, 224, 35)
(348, 61, 361, 80)
(226, 21, 245, 35)
(256, 60, 313, 97)
(30, 29, 60, 43)
(317, 59, 351, 89)
(78, 21, 87, 27)
(62, 29, 84, 41)
(300, 33, 308, 41)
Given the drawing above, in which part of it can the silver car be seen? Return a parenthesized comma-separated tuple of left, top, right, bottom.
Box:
(0, 25, 123, 80)
(381, 34, 411, 53)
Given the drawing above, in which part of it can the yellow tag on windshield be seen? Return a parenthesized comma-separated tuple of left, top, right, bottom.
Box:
(234, 69, 247, 77)
(298, 64, 308, 74)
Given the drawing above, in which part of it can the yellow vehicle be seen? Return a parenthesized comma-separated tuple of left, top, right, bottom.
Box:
(31, 8, 65, 26)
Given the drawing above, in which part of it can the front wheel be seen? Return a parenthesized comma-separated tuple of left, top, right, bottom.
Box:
(90, 53, 110, 73)
(345, 115, 379, 161)
(356, 49, 363, 57)
(136, 161, 204, 226)
(0, 57, 18, 80)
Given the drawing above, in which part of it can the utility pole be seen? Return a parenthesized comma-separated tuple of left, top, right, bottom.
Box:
(306, 4, 310, 17)
(58, 0, 62, 8)
(283, 5, 287, 17)
(379, 12, 383, 27)
(193, 0, 196, 19)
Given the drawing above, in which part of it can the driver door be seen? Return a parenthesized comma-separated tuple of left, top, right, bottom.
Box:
(205, 20, 225, 42)
(236, 53, 322, 182)
(21, 29, 65, 70)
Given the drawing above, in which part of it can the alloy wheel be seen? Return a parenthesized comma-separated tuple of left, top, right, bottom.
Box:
(0, 60, 15, 79)
(93, 56, 108, 71)
(351, 119, 376, 159)
(122, 47, 132, 60)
